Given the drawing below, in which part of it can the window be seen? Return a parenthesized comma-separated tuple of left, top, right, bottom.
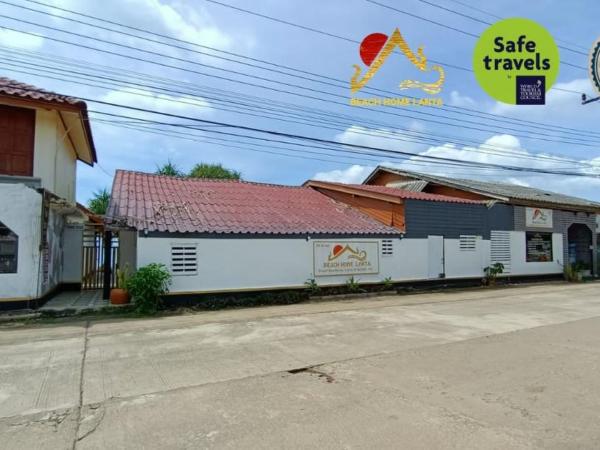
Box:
(459, 235, 478, 251)
(0, 221, 18, 273)
(381, 239, 393, 256)
(170, 244, 197, 274)
(526, 232, 553, 262)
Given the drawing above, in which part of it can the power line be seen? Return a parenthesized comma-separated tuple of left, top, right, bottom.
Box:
(3, 0, 591, 136)
(0, 79, 588, 177)
(0, 26, 594, 150)
(204, 0, 587, 70)
(404, 0, 587, 56)
(2, 58, 598, 170)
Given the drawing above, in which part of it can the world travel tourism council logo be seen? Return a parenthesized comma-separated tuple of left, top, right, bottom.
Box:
(473, 18, 560, 105)
(349, 28, 445, 107)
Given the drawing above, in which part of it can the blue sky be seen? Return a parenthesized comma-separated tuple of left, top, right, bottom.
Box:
(1, 0, 599, 203)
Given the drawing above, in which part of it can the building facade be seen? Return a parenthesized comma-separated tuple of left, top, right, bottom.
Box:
(0, 78, 97, 308)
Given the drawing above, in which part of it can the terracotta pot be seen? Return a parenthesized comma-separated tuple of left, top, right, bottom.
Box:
(110, 288, 130, 305)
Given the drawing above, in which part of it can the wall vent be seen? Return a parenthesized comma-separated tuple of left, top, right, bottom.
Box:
(459, 235, 478, 251)
(382, 239, 393, 256)
(490, 231, 511, 274)
(170, 245, 198, 274)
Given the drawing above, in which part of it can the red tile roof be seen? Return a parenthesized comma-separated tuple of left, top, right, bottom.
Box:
(106, 171, 403, 235)
(0, 77, 86, 108)
(0, 77, 97, 163)
(306, 181, 485, 204)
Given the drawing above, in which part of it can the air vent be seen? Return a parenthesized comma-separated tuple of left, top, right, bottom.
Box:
(171, 245, 198, 274)
(459, 235, 478, 251)
(490, 231, 511, 274)
(382, 239, 393, 256)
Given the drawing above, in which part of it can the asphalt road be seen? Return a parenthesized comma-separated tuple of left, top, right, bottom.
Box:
(1, 282, 600, 449)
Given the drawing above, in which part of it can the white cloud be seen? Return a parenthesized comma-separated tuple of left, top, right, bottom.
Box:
(449, 90, 477, 108)
(0, 30, 44, 50)
(313, 164, 375, 184)
(101, 88, 211, 117)
(311, 128, 600, 201)
(47, 0, 248, 58)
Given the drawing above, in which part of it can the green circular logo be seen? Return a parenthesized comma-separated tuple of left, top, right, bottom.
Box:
(473, 18, 560, 105)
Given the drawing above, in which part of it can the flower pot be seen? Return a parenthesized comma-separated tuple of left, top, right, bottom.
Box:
(110, 288, 130, 305)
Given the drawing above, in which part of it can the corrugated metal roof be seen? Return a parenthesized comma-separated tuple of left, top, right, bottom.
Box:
(366, 167, 600, 211)
(106, 171, 403, 235)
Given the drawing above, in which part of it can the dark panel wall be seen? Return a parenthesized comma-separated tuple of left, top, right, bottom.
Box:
(404, 200, 513, 239)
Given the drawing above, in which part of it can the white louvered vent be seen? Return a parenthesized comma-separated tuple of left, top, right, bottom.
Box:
(382, 239, 393, 256)
(171, 245, 198, 274)
(459, 235, 478, 251)
(490, 231, 511, 274)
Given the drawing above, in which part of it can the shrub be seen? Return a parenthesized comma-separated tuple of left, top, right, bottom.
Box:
(483, 262, 504, 286)
(346, 276, 363, 293)
(126, 263, 172, 314)
(382, 276, 394, 290)
(115, 263, 130, 289)
(304, 278, 321, 295)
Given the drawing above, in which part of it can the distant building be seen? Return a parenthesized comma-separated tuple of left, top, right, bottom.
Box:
(0, 77, 97, 309)
(362, 166, 600, 277)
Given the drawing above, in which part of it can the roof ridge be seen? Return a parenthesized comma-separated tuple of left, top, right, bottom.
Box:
(118, 169, 309, 189)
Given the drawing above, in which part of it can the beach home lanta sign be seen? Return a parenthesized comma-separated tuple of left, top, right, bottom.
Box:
(313, 241, 379, 276)
(350, 28, 445, 107)
(525, 207, 553, 228)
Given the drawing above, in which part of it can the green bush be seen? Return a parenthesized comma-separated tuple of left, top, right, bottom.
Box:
(346, 276, 363, 293)
(483, 262, 504, 286)
(382, 276, 394, 290)
(304, 278, 321, 295)
(126, 263, 172, 314)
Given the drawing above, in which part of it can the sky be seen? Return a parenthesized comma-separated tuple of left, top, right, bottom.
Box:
(1, 0, 599, 204)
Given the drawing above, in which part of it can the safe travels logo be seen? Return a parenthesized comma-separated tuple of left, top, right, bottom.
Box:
(350, 28, 445, 107)
(473, 18, 560, 105)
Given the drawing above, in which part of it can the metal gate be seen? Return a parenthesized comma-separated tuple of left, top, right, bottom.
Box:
(82, 225, 119, 290)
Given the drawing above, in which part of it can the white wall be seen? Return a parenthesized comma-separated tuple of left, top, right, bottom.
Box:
(506, 231, 563, 275)
(0, 184, 42, 300)
(444, 238, 491, 279)
(33, 109, 77, 203)
(136, 236, 498, 294)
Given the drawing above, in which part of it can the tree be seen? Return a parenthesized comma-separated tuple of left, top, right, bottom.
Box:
(188, 163, 241, 180)
(155, 160, 183, 177)
(88, 188, 110, 215)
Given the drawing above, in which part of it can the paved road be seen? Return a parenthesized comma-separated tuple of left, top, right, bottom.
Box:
(1, 282, 600, 449)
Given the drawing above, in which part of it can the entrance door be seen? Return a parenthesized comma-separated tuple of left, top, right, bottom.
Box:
(427, 235, 445, 278)
(81, 225, 119, 290)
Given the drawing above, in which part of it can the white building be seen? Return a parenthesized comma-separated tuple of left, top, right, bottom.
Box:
(0, 77, 97, 309)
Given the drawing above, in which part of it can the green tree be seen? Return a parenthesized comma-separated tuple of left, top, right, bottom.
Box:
(88, 188, 110, 215)
(155, 160, 183, 177)
(188, 163, 241, 180)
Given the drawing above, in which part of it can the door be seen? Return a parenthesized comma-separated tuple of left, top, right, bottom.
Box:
(0, 105, 35, 176)
(427, 235, 445, 278)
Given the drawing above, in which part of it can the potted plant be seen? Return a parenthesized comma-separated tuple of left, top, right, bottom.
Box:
(110, 263, 130, 305)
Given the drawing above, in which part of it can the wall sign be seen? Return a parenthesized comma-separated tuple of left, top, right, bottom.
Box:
(473, 18, 559, 105)
(525, 207, 553, 228)
(313, 241, 379, 277)
(526, 232, 553, 262)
